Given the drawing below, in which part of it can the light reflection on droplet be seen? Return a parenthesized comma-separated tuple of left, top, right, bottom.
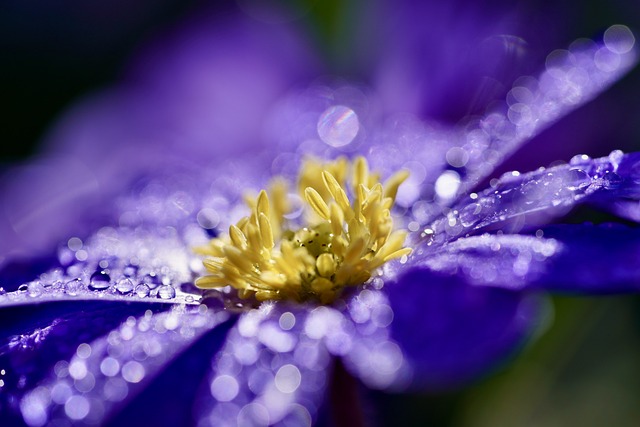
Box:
(274, 364, 302, 394)
(121, 361, 145, 383)
(103, 378, 128, 402)
(64, 395, 90, 420)
(211, 375, 240, 402)
(197, 208, 221, 229)
(278, 312, 296, 331)
(100, 357, 120, 377)
(76, 343, 92, 359)
(445, 147, 470, 168)
(317, 105, 359, 147)
(434, 171, 461, 200)
(604, 25, 635, 54)
(238, 402, 270, 427)
(68, 360, 87, 380)
(67, 237, 83, 251)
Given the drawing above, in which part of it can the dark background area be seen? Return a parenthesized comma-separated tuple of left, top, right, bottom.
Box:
(2, 0, 640, 165)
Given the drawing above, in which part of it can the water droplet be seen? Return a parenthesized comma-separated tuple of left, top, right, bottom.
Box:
(434, 170, 461, 200)
(89, 270, 111, 290)
(566, 168, 591, 191)
(115, 278, 134, 294)
(569, 154, 591, 166)
(27, 282, 44, 297)
(445, 147, 470, 168)
(157, 285, 176, 300)
(67, 237, 83, 251)
(134, 284, 150, 298)
(421, 228, 435, 245)
(604, 25, 635, 54)
(459, 203, 481, 227)
(603, 171, 623, 189)
(65, 278, 84, 296)
(317, 105, 359, 147)
(185, 295, 195, 303)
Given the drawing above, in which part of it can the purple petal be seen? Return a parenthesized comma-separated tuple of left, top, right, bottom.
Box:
(0, 303, 154, 419)
(449, 25, 637, 197)
(384, 270, 544, 389)
(423, 151, 640, 245)
(415, 233, 560, 290)
(531, 223, 640, 293)
(1, 226, 205, 307)
(413, 223, 640, 293)
(196, 303, 330, 427)
(590, 151, 640, 222)
(18, 306, 229, 426)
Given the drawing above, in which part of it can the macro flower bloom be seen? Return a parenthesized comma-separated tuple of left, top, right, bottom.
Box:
(2, 3, 640, 427)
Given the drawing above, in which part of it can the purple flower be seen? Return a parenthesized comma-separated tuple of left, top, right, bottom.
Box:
(1, 4, 640, 427)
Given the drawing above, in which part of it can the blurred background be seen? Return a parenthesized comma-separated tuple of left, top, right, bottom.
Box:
(2, 0, 640, 425)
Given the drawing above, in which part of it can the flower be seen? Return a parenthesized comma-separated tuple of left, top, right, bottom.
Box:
(2, 3, 640, 427)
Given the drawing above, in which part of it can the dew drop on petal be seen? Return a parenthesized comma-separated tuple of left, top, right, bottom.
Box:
(121, 361, 145, 383)
(115, 278, 134, 294)
(603, 171, 623, 189)
(604, 24, 635, 54)
(67, 237, 83, 251)
(317, 105, 359, 147)
(445, 147, 470, 168)
(134, 284, 150, 298)
(566, 169, 591, 191)
(569, 154, 591, 166)
(27, 282, 43, 297)
(157, 285, 176, 300)
(89, 270, 111, 290)
(210, 375, 239, 402)
(100, 357, 120, 377)
(64, 395, 90, 421)
(197, 208, 221, 230)
(274, 364, 302, 394)
(278, 312, 296, 331)
(434, 171, 461, 200)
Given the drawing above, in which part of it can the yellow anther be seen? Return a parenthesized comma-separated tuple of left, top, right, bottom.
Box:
(304, 187, 331, 220)
(322, 171, 351, 212)
(258, 213, 274, 249)
(197, 156, 412, 304)
(229, 225, 247, 249)
(257, 190, 270, 217)
(316, 253, 337, 278)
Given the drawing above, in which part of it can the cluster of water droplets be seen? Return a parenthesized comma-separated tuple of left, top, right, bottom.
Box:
(197, 288, 409, 426)
(19, 306, 229, 426)
(434, 24, 637, 198)
(421, 150, 631, 246)
(0, 225, 206, 307)
(418, 233, 562, 288)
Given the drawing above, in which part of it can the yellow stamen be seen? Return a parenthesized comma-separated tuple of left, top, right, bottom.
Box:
(196, 156, 411, 304)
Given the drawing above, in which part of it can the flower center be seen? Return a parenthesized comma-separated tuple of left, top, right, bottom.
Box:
(195, 156, 411, 304)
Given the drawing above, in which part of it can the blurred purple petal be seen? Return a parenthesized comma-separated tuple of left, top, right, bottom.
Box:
(196, 303, 330, 427)
(532, 223, 640, 293)
(0, 303, 154, 419)
(385, 269, 544, 389)
(450, 27, 637, 196)
(19, 306, 230, 426)
(412, 223, 640, 293)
